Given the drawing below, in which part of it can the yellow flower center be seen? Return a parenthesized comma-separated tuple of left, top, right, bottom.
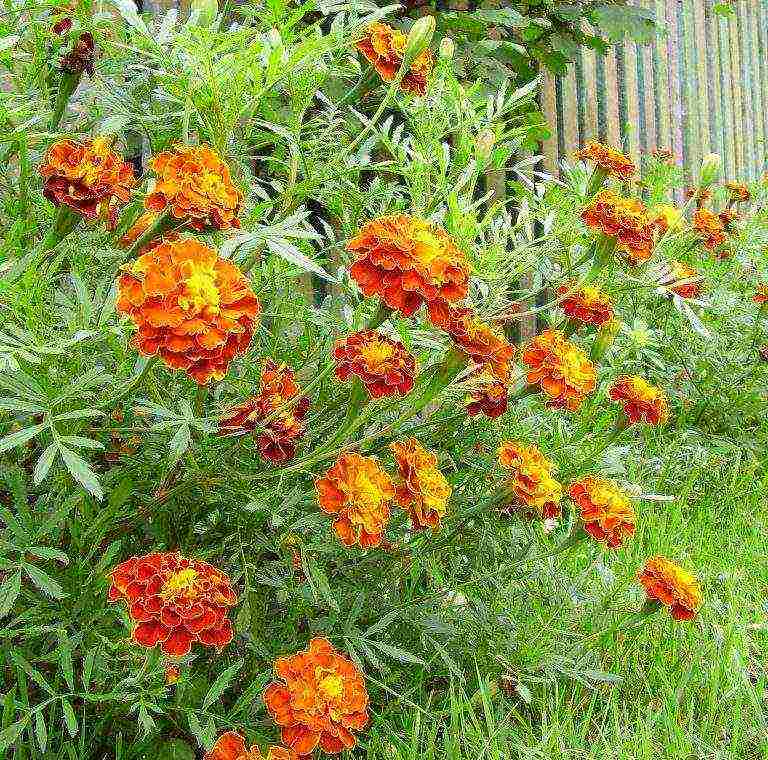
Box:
(359, 339, 395, 372)
(411, 225, 452, 282)
(179, 260, 221, 315)
(579, 285, 602, 305)
(317, 670, 345, 702)
(161, 568, 200, 599)
(350, 469, 386, 509)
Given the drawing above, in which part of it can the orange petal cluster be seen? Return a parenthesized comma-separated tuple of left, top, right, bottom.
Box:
(609, 375, 669, 425)
(638, 556, 702, 621)
(117, 238, 260, 384)
(348, 215, 470, 317)
(40, 136, 135, 220)
(667, 261, 702, 299)
(264, 638, 370, 755)
(576, 141, 635, 180)
(333, 330, 415, 398)
(465, 368, 509, 419)
(356, 22, 434, 96)
(582, 190, 655, 265)
(219, 360, 310, 464)
(724, 181, 750, 203)
(692, 208, 726, 250)
(568, 476, 635, 548)
(753, 284, 768, 304)
(107, 552, 237, 657)
(316, 453, 395, 547)
(497, 442, 563, 520)
(205, 732, 297, 760)
(391, 438, 451, 531)
(522, 330, 596, 411)
(146, 144, 242, 231)
(557, 282, 614, 327)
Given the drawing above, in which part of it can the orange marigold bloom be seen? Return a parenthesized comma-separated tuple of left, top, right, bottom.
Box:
(205, 732, 297, 760)
(582, 190, 655, 265)
(724, 181, 750, 203)
(264, 637, 370, 755)
(356, 22, 434, 96)
(165, 665, 180, 685)
(40, 136, 135, 220)
(316, 453, 395, 548)
(333, 330, 415, 398)
(557, 282, 614, 327)
(521, 330, 596, 411)
(609, 375, 669, 425)
(692, 208, 726, 250)
(638, 556, 702, 621)
(348, 215, 470, 317)
(465, 368, 508, 419)
(576, 141, 635, 180)
(391, 438, 451, 531)
(497, 442, 563, 520)
(754, 284, 768, 304)
(117, 238, 260, 385)
(219, 359, 309, 464)
(667, 261, 702, 299)
(568, 476, 636, 548)
(145, 144, 242, 231)
(107, 552, 237, 657)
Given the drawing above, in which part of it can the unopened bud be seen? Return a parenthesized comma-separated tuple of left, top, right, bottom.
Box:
(189, 0, 218, 26)
(439, 37, 455, 60)
(403, 16, 435, 70)
(475, 128, 496, 160)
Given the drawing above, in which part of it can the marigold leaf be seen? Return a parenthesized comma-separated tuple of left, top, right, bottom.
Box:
(10, 648, 56, 694)
(0, 570, 21, 618)
(22, 562, 66, 600)
(306, 558, 339, 611)
(33, 443, 59, 485)
(0, 718, 28, 751)
(61, 699, 78, 737)
(59, 445, 104, 500)
(0, 423, 45, 454)
(202, 661, 242, 711)
(371, 640, 426, 667)
(34, 710, 47, 753)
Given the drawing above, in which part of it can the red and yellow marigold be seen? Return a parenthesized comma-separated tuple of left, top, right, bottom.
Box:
(638, 556, 702, 621)
(264, 637, 370, 755)
(391, 438, 451, 531)
(465, 368, 508, 419)
(40, 136, 135, 221)
(145, 144, 242, 231)
(107, 552, 237, 657)
(753, 284, 768, 304)
(649, 203, 683, 234)
(316, 453, 395, 548)
(348, 215, 470, 317)
(609, 375, 669, 425)
(497, 442, 563, 520)
(205, 732, 297, 760)
(568, 476, 636, 548)
(557, 282, 614, 327)
(522, 330, 596, 411)
(692, 208, 726, 250)
(667, 261, 702, 299)
(356, 22, 434, 96)
(724, 181, 750, 203)
(576, 141, 635, 180)
(117, 238, 260, 385)
(219, 360, 310, 464)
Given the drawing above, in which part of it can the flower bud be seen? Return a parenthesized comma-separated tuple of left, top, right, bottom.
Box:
(475, 128, 496, 161)
(402, 16, 435, 70)
(439, 36, 455, 60)
(189, 0, 218, 26)
(590, 318, 621, 362)
(699, 152, 721, 186)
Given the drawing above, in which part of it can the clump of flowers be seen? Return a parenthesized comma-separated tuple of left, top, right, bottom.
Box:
(348, 215, 470, 317)
(576, 141, 635, 180)
(117, 238, 260, 384)
(557, 283, 614, 327)
(609, 375, 669, 425)
(568, 476, 636, 548)
(391, 438, 451, 531)
(667, 261, 702, 299)
(145, 144, 243, 231)
(638, 556, 702, 621)
(692, 208, 726, 251)
(724, 181, 750, 203)
(219, 360, 310, 463)
(264, 637, 370, 755)
(107, 552, 237, 657)
(205, 732, 297, 760)
(333, 330, 415, 398)
(522, 330, 596, 411)
(316, 453, 395, 547)
(753, 284, 768, 304)
(40, 136, 136, 221)
(497, 442, 563, 520)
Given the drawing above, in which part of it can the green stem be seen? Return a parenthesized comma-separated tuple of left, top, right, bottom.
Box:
(585, 167, 608, 197)
(99, 357, 158, 409)
(50, 71, 81, 131)
(123, 210, 173, 260)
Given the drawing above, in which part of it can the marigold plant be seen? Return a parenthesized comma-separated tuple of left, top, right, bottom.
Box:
(497, 442, 563, 520)
(638, 556, 703, 621)
(609, 375, 669, 425)
(557, 283, 614, 327)
(576, 141, 635, 180)
(568, 476, 635, 548)
(692, 208, 727, 250)
(465, 369, 509, 419)
(724, 181, 750, 203)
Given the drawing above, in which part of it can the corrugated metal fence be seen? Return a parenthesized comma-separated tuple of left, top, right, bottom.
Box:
(539, 0, 768, 181)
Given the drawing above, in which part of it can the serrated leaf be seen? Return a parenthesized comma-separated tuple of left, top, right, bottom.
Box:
(371, 640, 426, 667)
(10, 649, 55, 694)
(82, 650, 95, 692)
(61, 699, 78, 737)
(59, 435, 105, 451)
(363, 608, 400, 638)
(0, 423, 45, 453)
(59, 445, 103, 500)
(58, 630, 75, 690)
(33, 443, 59, 485)
(26, 546, 69, 564)
(307, 558, 339, 611)
(34, 710, 47, 753)
(167, 424, 191, 467)
(265, 238, 335, 282)
(0, 718, 28, 751)
(22, 562, 66, 600)
(0, 570, 21, 618)
(202, 662, 242, 710)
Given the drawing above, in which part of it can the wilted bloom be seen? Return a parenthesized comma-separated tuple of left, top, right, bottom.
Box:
(693, 209, 726, 250)
(264, 637, 370, 755)
(568, 476, 635, 548)
(725, 181, 750, 203)
(522, 330, 596, 411)
(497, 442, 563, 520)
(753, 284, 768, 304)
(40, 136, 135, 221)
(219, 360, 309, 464)
(391, 438, 451, 530)
(59, 32, 95, 75)
(465, 368, 508, 419)
(333, 330, 415, 398)
(609, 375, 669, 425)
(52, 14, 73, 34)
(638, 556, 702, 621)
(667, 261, 702, 299)
(684, 186, 712, 209)
(165, 665, 180, 685)
(356, 22, 434, 96)
(107, 552, 237, 657)
(145, 144, 242, 231)
(649, 147, 675, 165)
(117, 238, 260, 384)
(718, 208, 739, 230)
(576, 141, 635, 180)
(649, 203, 683, 234)
(557, 282, 614, 327)
(348, 215, 469, 317)
(316, 453, 395, 547)
(205, 732, 297, 760)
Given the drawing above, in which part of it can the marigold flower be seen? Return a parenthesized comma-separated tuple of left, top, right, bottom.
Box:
(609, 375, 669, 425)
(205, 732, 297, 760)
(638, 556, 702, 621)
(333, 330, 415, 398)
(576, 141, 635, 180)
(724, 181, 750, 203)
(667, 261, 702, 299)
(40, 136, 136, 220)
(165, 665, 180, 685)
(391, 438, 451, 531)
(557, 283, 614, 327)
(316, 453, 395, 548)
(568, 476, 635, 548)
(107, 552, 238, 657)
(145, 144, 242, 231)
(497, 442, 563, 520)
(264, 637, 370, 755)
(754, 285, 768, 304)
(649, 203, 683, 234)
(692, 208, 726, 250)
(521, 330, 596, 411)
(348, 215, 469, 317)
(718, 208, 739, 229)
(684, 186, 712, 209)
(117, 238, 260, 385)
(59, 31, 95, 75)
(465, 368, 508, 419)
(220, 360, 309, 463)
(356, 22, 434, 96)
(649, 147, 675, 164)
